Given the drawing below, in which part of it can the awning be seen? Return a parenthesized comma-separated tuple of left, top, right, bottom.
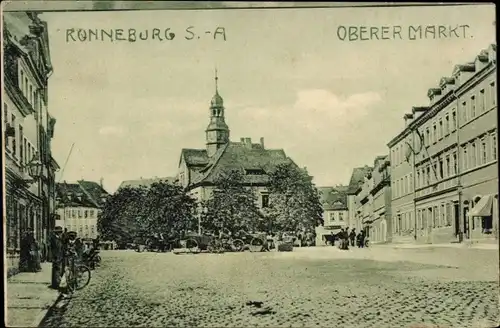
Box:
(468, 195, 493, 217)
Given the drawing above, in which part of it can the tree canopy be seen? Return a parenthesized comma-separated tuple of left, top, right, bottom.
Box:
(97, 181, 197, 245)
(264, 163, 323, 233)
(200, 169, 263, 235)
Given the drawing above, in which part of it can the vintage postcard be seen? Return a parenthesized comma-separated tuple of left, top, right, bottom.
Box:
(2, 2, 498, 328)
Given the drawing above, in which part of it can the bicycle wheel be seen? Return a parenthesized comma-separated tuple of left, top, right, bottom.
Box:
(75, 265, 91, 290)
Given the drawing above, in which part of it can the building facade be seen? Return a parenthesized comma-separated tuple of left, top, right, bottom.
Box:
(346, 166, 373, 232)
(177, 73, 300, 219)
(315, 186, 349, 245)
(353, 156, 392, 244)
(387, 112, 419, 244)
(55, 180, 110, 242)
(386, 44, 497, 245)
(3, 12, 59, 275)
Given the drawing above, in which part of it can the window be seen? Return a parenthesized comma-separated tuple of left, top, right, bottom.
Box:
(490, 82, 496, 107)
(72, 209, 76, 218)
(438, 159, 444, 179)
(4, 104, 9, 148)
(445, 155, 450, 177)
(416, 171, 420, 188)
(11, 114, 16, 156)
(432, 206, 438, 227)
(338, 212, 344, 221)
(445, 115, 450, 135)
(462, 101, 467, 123)
(479, 89, 485, 113)
(432, 163, 438, 182)
(426, 166, 431, 185)
(19, 126, 24, 165)
(440, 204, 446, 227)
(470, 142, 476, 168)
(453, 151, 458, 175)
(90, 209, 95, 217)
(462, 146, 468, 171)
(409, 173, 413, 191)
(403, 176, 407, 194)
(29, 85, 33, 105)
(426, 128, 430, 146)
(79, 226, 83, 236)
(481, 139, 487, 164)
(446, 203, 452, 226)
(84, 210, 88, 218)
(78, 210, 82, 218)
(261, 194, 269, 208)
(432, 124, 437, 143)
(491, 133, 497, 160)
(91, 226, 95, 236)
(452, 109, 457, 130)
(22, 138, 27, 166)
(329, 212, 336, 222)
(20, 71, 24, 93)
(470, 95, 476, 118)
(24, 77, 28, 97)
(65, 209, 70, 217)
(439, 119, 443, 139)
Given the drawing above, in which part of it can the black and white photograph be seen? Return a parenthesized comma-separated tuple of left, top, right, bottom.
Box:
(2, 2, 498, 328)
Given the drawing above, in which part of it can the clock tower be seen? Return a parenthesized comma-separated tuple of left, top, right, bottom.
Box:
(206, 69, 230, 157)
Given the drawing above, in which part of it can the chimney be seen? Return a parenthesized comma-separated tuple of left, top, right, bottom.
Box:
(100, 177, 104, 188)
(245, 138, 252, 148)
(411, 106, 429, 119)
(260, 137, 265, 149)
(403, 113, 414, 128)
(240, 137, 245, 143)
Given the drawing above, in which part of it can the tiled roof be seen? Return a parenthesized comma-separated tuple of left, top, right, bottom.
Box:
(119, 177, 177, 189)
(181, 149, 209, 166)
(318, 186, 348, 210)
(56, 182, 97, 208)
(183, 141, 293, 187)
(78, 180, 109, 204)
(347, 166, 373, 195)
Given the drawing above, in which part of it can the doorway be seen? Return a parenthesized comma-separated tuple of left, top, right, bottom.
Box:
(453, 203, 460, 236)
(463, 207, 470, 239)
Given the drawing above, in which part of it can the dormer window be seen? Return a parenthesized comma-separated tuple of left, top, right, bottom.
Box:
(245, 169, 266, 175)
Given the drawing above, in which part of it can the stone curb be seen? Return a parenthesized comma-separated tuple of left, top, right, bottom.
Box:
(28, 292, 63, 327)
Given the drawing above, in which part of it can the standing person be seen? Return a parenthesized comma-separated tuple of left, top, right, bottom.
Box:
(32, 236, 42, 272)
(74, 237, 84, 262)
(50, 226, 64, 290)
(349, 228, 356, 247)
(359, 230, 366, 248)
(339, 228, 345, 249)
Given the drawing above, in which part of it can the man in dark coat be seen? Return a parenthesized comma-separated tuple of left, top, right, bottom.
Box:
(349, 228, 356, 247)
(50, 226, 64, 289)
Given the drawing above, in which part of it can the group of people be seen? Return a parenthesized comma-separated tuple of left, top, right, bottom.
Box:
(325, 228, 367, 249)
(49, 226, 100, 292)
(19, 230, 44, 273)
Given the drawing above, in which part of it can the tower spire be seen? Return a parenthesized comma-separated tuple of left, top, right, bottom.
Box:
(214, 67, 219, 94)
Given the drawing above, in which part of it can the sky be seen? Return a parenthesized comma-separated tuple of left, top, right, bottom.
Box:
(37, 4, 496, 193)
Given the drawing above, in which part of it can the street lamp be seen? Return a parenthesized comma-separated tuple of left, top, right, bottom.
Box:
(26, 156, 43, 181)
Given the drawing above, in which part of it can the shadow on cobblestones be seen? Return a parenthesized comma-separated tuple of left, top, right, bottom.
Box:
(40, 251, 499, 328)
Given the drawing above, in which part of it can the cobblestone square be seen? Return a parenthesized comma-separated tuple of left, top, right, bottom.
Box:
(41, 247, 499, 328)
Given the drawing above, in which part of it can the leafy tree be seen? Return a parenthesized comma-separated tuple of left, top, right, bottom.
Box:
(97, 181, 197, 245)
(97, 186, 148, 246)
(264, 163, 323, 233)
(200, 169, 262, 235)
(143, 182, 197, 236)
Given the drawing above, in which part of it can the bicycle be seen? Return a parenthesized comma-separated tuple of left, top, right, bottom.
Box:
(63, 249, 92, 292)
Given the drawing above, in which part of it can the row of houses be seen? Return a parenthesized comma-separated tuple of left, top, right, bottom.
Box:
(317, 44, 497, 246)
(3, 12, 60, 276)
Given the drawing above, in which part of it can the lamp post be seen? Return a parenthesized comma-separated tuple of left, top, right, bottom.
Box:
(25, 155, 44, 241)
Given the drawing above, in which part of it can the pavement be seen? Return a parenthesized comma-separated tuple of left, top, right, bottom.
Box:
(39, 247, 499, 328)
(6, 262, 61, 328)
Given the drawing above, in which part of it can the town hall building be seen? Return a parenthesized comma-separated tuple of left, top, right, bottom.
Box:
(177, 72, 298, 208)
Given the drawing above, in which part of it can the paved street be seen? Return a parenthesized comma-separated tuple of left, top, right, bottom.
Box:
(41, 247, 499, 328)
